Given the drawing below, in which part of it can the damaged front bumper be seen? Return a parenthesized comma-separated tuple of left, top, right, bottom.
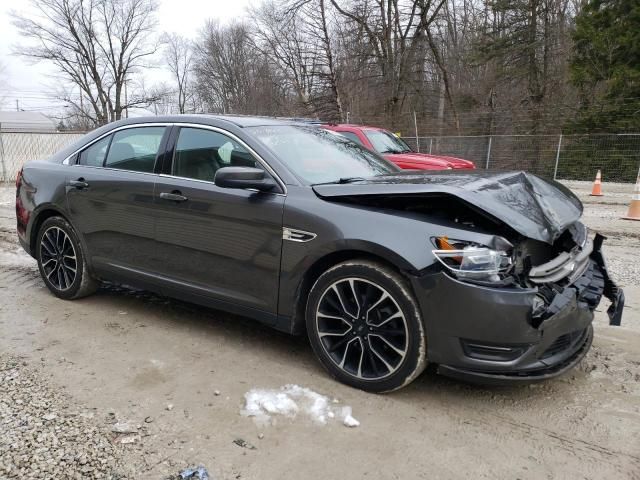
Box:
(411, 234, 624, 385)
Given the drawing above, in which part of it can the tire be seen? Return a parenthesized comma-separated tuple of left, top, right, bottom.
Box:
(36, 216, 98, 300)
(306, 260, 427, 393)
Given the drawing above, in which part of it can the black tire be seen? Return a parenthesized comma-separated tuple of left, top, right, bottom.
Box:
(36, 216, 98, 300)
(306, 260, 427, 393)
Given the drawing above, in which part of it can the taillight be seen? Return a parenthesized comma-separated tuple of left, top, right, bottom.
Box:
(16, 167, 23, 191)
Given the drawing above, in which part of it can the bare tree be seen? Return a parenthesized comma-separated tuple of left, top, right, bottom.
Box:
(163, 33, 193, 114)
(253, 1, 321, 115)
(12, 0, 160, 126)
(284, 0, 344, 120)
(9, 0, 604, 136)
(194, 20, 288, 115)
(330, 0, 446, 128)
(145, 82, 176, 115)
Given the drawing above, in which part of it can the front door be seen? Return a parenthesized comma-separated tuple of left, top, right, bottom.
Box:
(66, 126, 168, 276)
(152, 126, 285, 314)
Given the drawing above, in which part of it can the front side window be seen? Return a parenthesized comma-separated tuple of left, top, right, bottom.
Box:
(364, 130, 412, 154)
(104, 127, 166, 173)
(173, 127, 259, 182)
(78, 135, 111, 167)
(248, 125, 397, 184)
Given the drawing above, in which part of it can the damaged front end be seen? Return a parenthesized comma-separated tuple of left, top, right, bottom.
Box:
(525, 229, 624, 328)
(415, 224, 624, 384)
(314, 171, 624, 383)
(431, 222, 624, 327)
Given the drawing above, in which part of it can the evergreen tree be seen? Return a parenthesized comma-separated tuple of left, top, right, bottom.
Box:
(570, 0, 640, 132)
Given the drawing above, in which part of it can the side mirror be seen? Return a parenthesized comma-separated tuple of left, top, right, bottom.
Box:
(214, 166, 276, 192)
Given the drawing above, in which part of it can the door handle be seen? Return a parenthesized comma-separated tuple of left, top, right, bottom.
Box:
(159, 191, 188, 202)
(67, 179, 89, 189)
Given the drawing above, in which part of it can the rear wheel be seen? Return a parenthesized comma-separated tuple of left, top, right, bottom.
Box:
(36, 216, 97, 300)
(306, 260, 427, 392)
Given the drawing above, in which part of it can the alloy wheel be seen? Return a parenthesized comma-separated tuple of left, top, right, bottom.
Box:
(315, 277, 409, 380)
(39, 226, 77, 291)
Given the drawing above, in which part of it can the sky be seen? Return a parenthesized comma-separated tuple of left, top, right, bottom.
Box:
(0, 0, 257, 116)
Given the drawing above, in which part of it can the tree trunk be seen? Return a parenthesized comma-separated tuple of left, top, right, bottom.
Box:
(426, 27, 460, 135)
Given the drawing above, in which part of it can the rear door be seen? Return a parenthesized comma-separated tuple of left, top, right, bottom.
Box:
(66, 125, 169, 277)
(152, 126, 285, 315)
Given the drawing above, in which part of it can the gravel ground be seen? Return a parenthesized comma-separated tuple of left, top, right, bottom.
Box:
(1, 182, 639, 479)
(0, 354, 127, 479)
(561, 180, 640, 288)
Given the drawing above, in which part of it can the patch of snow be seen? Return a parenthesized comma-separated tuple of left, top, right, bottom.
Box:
(241, 384, 359, 428)
(340, 406, 360, 427)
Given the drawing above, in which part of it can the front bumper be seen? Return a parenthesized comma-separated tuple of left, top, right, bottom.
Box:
(438, 326, 593, 385)
(410, 234, 623, 384)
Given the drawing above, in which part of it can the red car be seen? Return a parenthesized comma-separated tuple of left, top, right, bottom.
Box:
(322, 124, 475, 170)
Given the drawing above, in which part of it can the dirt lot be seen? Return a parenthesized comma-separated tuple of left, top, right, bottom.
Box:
(1, 182, 639, 479)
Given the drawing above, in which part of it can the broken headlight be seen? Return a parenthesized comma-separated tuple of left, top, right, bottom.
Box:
(432, 236, 512, 283)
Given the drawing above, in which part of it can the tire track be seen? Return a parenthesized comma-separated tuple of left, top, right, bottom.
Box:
(462, 410, 640, 474)
(0, 265, 41, 289)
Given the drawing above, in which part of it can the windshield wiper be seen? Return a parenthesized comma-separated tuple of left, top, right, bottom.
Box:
(313, 177, 367, 186)
(380, 149, 402, 154)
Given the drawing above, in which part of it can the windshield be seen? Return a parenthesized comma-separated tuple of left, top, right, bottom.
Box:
(248, 125, 398, 184)
(364, 130, 412, 154)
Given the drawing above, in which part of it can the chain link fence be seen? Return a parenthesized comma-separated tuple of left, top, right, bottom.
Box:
(402, 134, 640, 182)
(1, 130, 639, 183)
(0, 131, 85, 182)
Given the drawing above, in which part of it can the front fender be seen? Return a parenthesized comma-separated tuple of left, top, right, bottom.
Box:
(277, 186, 505, 332)
(276, 237, 421, 334)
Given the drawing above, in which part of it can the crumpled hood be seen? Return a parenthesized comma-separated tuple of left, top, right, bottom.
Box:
(312, 171, 583, 244)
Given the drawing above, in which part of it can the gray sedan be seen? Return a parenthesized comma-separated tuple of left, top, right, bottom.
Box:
(15, 115, 623, 391)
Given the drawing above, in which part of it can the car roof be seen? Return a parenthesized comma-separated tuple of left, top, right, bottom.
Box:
(106, 114, 310, 128)
(45, 114, 316, 167)
(202, 115, 310, 127)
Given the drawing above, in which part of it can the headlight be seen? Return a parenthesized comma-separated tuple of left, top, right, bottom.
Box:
(432, 237, 512, 283)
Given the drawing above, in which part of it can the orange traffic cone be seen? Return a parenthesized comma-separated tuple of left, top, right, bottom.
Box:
(590, 169, 604, 196)
(622, 173, 640, 221)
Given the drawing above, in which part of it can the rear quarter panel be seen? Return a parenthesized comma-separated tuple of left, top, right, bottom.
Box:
(17, 161, 71, 256)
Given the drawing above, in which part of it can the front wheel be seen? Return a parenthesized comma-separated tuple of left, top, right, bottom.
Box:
(36, 216, 98, 300)
(306, 260, 427, 392)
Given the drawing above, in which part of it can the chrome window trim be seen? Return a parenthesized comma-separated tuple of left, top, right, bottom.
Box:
(62, 123, 172, 166)
(64, 164, 160, 177)
(63, 122, 287, 195)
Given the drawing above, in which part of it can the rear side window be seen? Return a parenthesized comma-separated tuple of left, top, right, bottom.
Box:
(78, 135, 111, 167)
(105, 127, 166, 173)
(173, 127, 259, 182)
(338, 131, 364, 145)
